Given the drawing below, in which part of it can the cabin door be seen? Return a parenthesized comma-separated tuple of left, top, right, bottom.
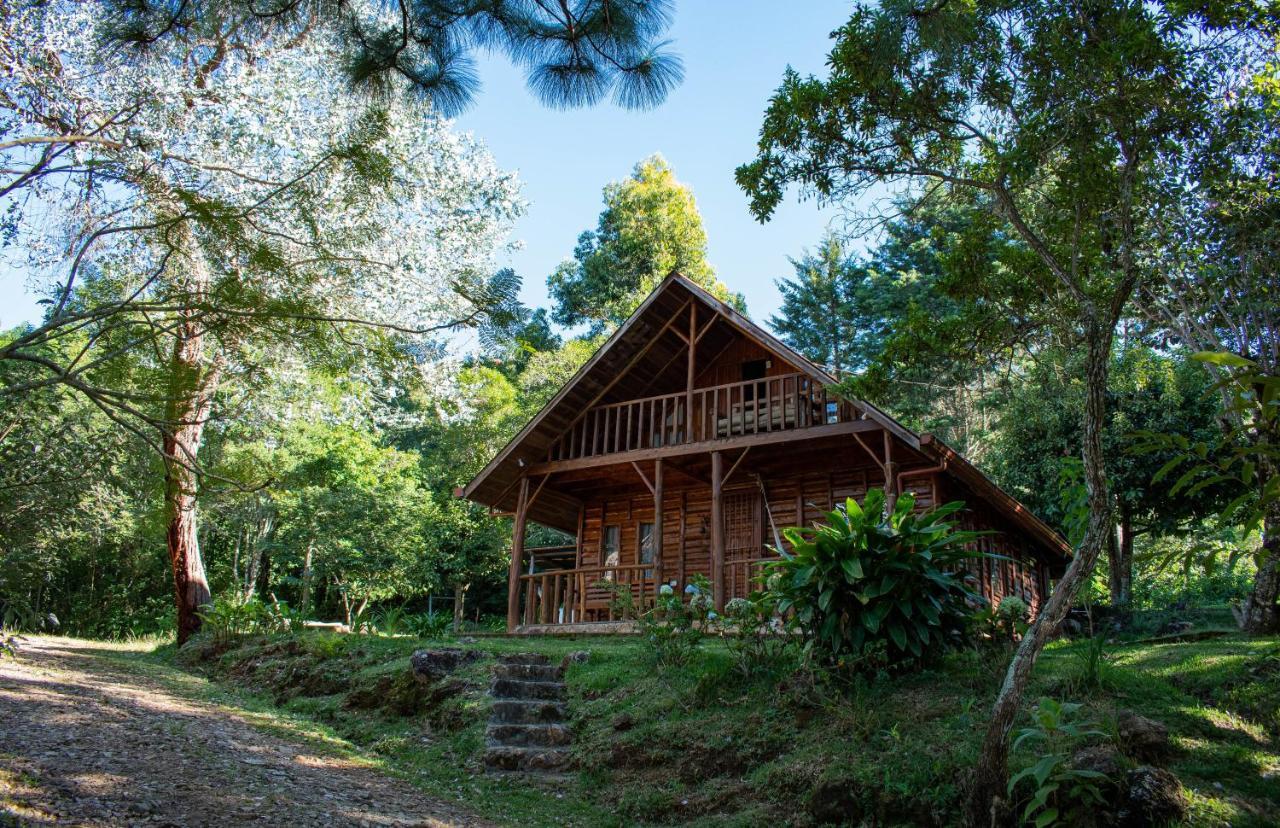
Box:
(723, 489, 762, 600)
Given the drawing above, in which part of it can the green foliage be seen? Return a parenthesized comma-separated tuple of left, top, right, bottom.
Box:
(548, 155, 743, 332)
(634, 574, 713, 667)
(1062, 634, 1114, 697)
(196, 595, 289, 647)
(994, 346, 1228, 536)
(105, 0, 683, 116)
(407, 611, 452, 639)
(768, 489, 989, 667)
(717, 591, 794, 679)
(1135, 352, 1280, 534)
(1008, 699, 1109, 827)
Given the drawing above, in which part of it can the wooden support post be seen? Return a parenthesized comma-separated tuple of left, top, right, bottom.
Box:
(653, 458, 664, 587)
(711, 450, 725, 611)
(686, 303, 696, 444)
(678, 491, 687, 588)
(506, 475, 530, 633)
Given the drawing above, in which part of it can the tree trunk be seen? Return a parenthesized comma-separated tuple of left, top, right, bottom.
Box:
(164, 309, 221, 645)
(1107, 510, 1133, 608)
(1239, 494, 1279, 633)
(452, 582, 469, 633)
(300, 543, 315, 617)
(967, 323, 1115, 825)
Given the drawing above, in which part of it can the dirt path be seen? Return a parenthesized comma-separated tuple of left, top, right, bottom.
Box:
(0, 636, 492, 827)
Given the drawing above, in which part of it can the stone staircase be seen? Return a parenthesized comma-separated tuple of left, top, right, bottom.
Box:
(483, 653, 573, 772)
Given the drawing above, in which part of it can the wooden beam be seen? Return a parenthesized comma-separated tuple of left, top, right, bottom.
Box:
(653, 458, 664, 587)
(506, 476, 530, 633)
(630, 461, 654, 494)
(722, 446, 751, 487)
(560, 298, 693, 433)
(693, 313, 716, 346)
(527, 419, 882, 475)
(711, 450, 725, 612)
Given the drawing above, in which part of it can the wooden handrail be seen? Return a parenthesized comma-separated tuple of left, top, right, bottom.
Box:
(547, 372, 857, 463)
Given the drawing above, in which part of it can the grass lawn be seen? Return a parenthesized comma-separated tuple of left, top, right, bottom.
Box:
(140, 611, 1279, 827)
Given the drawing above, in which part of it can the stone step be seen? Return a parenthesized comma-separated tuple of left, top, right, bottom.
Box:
(486, 723, 573, 748)
(496, 652, 551, 666)
(491, 678, 565, 702)
(493, 662, 563, 682)
(490, 700, 567, 725)
(483, 745, 572, 773)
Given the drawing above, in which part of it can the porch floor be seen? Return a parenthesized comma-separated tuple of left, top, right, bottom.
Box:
(512, 620, 640, 636)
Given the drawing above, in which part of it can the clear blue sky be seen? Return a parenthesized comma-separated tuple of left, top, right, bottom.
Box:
(0, 2, 854, 331)
(457, 1, 853, 328)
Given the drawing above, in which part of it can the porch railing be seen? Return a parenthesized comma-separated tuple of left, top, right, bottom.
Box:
(548, 372, 858, 462)
(518, 563, 659, 626)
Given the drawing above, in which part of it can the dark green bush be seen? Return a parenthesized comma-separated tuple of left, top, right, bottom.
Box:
(768, 489, 989, 668)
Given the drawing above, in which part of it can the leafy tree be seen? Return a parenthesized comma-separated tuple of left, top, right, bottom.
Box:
(989, 346, 1228, 607)
(736, 1, 1265, 814)
(549, 155, 744, 333)
(1, 0, 525, 641)
(774, 206, 1028, 460)
(273, 421, 434, 624)
(1135, 64, 1280, 631)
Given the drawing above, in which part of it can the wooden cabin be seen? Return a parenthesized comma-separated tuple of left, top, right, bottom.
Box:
(460, 275, 1071, 634)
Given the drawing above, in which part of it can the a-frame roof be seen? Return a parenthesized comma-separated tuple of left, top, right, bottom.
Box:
(460, 274, 1070, 560)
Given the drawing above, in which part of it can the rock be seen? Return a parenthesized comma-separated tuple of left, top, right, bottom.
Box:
(43, 613, 60, 632)
(560, 650, 590, 670)
(1116, 766, 1187, 827)
(1071, 744, 1124, 780)
(808, 776, 863, 825)
(1159, 619, 1194, 635)
(410, 648, 482, 683)
(612, 712, 635, 732)
(1117, 711, 1171, 762)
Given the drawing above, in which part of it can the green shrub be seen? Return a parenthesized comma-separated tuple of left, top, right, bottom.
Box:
(767, 489, 989, 668)
(717, 591, 795, 678)
(407, 610, 452, 638)
(633, 574, 713, 667)
(195, 594, 290, 647)
(1009, 698, 1109, 827)
(374, 606, 410, 635)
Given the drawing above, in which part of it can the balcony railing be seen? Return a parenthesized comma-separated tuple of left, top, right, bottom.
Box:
(518, 563, 658, 626)
(548, 372, 856, 462)
(514, 557, 781, 628)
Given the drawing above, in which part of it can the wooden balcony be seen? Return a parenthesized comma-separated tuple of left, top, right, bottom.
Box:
(546, 372, 857, 463)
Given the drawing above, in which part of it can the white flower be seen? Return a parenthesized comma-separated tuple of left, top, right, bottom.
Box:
(659, 584, 674, 596)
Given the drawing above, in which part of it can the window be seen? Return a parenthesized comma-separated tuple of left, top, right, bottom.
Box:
(638, 522, 655, 577)
(602, 525, 620, 579)
(742, 359, 769, 401)
(741, 359, 768, 381)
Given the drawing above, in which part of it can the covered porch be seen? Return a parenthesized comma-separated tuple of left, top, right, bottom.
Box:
(500, 417, 921, 634)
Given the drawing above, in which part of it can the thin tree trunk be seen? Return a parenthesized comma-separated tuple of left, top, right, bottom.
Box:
(300, 543, 315, 617)
(1107, 510, 1133, 608)
(967, 323, 1115, 825)
(452, 582, 469, 633)
(1117, 512, 1133, 607)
